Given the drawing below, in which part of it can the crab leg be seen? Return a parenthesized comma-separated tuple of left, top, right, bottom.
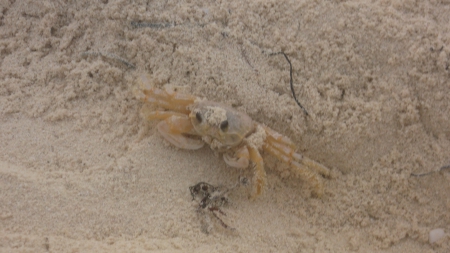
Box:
(263, 126, 296, 149)
(300, 156, 330, 178)
(291, 161, 325, 197)
(247, 145, 267, 199)
(263, 144, 328, 198)
(141, 109, 187, 121)
(262, 126, 330, 197)
(262, 126, 330, 176)
(137, 74, 197, 114)
(263, 141, 329, 177)
(223, 145, 250, 169)
(154, 114, 204, 150)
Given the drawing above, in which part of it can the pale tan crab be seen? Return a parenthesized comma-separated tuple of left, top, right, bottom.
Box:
(135, 74, 330, 198)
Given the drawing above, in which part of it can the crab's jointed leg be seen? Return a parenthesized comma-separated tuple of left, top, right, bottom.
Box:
(222, 146, 265, 198)
(300, 156, 330, 179)
(262, 126, 329, 197)
(247, 145, 267, 199)
(136, 75, 204, 149)
(156, 116, 204, 150)
(137, 74, 197, 114)
(142, 109, 187, 121)
(223, 145, 250, 169)
(141, 108, 204, 150)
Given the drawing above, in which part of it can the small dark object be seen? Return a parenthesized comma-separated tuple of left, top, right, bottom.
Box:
(190, 177, 248, 231)
(131, 21, 173, 29)
(81, 51, 135, 69)
(219, 120, 229, 131)
(195, 112, 203, 123)
(190, 182, 229, 230)
(269, 52, 309, 116)
(189, 182, 217, 200)
(411, 164, 450, 177)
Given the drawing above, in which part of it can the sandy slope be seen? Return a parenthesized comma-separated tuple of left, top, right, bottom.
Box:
(1, 0, 449, 252)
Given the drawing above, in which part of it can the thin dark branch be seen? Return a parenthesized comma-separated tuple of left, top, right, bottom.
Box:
(269, 52, 309, 116)
(81, 51, 135, 69)
(411, 164, 450, 177)
(130, 21, 174, 29)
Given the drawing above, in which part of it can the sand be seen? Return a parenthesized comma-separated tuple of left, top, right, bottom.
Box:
(1, 0, 449, 252)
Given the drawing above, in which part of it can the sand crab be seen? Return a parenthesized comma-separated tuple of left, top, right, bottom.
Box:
(135, 74, 330, 198)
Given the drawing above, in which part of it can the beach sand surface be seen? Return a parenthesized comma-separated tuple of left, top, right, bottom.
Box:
(1, 0, 449, 252)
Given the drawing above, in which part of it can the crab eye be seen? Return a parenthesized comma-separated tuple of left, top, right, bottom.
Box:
(195, 112, 202, 123)
(219, 120, 229, 131)
(201, 185, 209, 191)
